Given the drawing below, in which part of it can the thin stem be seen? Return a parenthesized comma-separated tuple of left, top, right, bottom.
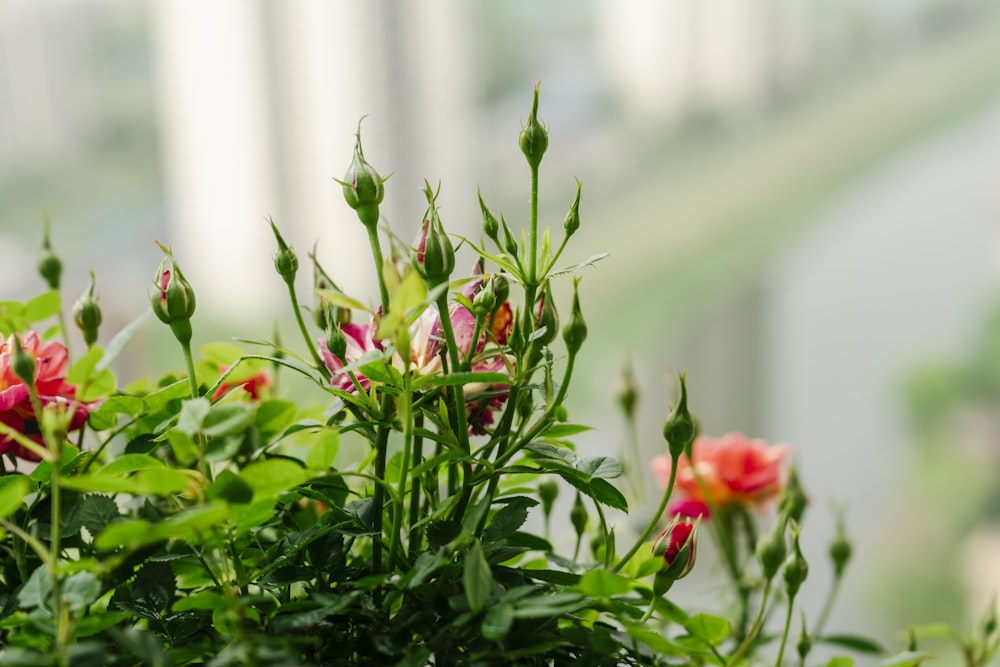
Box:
(551, 352, 577, 409)
(372, 397, 392, 579)
(813, 574, 843, 637)
(286, 283, 328, 380)
(436, 295, 474, 521)
(727, 580, 772, 667)
(613, 453, 677, 574)
(775, 599, 796, 667)
(388, 372, 413, 571)
(57, 310, 72, 359)
(366, 225, 390, 312)
(528, 162, 539, 284)
(408, 413, 424, 555)
(594, 497, 612, 568)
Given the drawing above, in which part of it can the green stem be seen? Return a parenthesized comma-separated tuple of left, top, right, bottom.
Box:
(814, 574, 843, 637)
(528, 162, 539, 284)
(551, 352, 577, 409)
(57, 310, 72, 359)
(775, 598, 796, 667)
(727, 580, 772, 667)
(388, 372, 413, 571)
(286, 282, 328, 380)
(372, 397, 392, 579)
(436, 294, 474, 521)
(613, 453, 677, 574)
(366, 225, 390, 312)
(408, 414, 424, 555)
(594, 497, 612, 568)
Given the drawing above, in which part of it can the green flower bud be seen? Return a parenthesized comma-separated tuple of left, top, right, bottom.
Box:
(534, 288, 559, 348)
(493, 275, 510, 306)
(570, 492, 587, 538)
(326, 324, 348, 362)
(478, 188, 500, 242)
(519, 83, 548, 170)
(779, 466, 808, 524)
(338, 120, 386, 228)
(616, 361, 639, 422)
(757, 519, 787, 582)
(38, 216, 62, 291)
(11, 334, 35, 387)
(500, 215, 518, 257)
(471, 277, 497, 319)
(563, 179, 582, 238)
(150, 244, 197, 346)
(538, 478, 559, 517)
(269, 219, 298, 285)
(562, 278, 587, 356)
(73, 270, 102, 347)
(796, 613, 812, 663)
(662, 374, 696, 461)
(830, 511, 853, 580)
(783, 522, 809, 599)
(412, 182, 455, 288)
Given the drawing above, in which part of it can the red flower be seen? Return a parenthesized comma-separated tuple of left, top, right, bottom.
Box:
(211, 366, 270, 401)
(653, 432, 788, 517)
(0, 331, 92, 460)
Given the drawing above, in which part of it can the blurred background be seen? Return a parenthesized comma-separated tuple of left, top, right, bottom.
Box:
(2, 0, 1000, 648)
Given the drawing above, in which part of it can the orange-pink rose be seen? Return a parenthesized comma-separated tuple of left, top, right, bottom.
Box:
(652, 432, 788, 516)
(0, 331, 92, 460)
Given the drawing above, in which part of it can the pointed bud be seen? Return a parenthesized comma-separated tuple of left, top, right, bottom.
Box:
(519, 83, 548, 170)
(11, 334, 35, 388)
(562, 277, 587, 356)
(829, 509, 853, 580)
(534, 288, 558, 348)
(73, 270, 102, 347)
(783, 522, 809, 599)
(500, 215, 519, 257)
(38, 216, 62, 290)
(796, 612, 812, 663)
(563, 179, 582, 238)
(150, 244, 196, 346)
(662, 374, 696, 461)
(338, 120, 385, 228)
(412, 182, 455, 288)
(538, 478, 559, 517)
(779, 466, 808, 524)
(471, 278, 497, 319)
(269, 219, 298, 286)
(478, 188, 500, 242)
(652, 516, 698, 589)
(570, 491, 587, 538)
(325, 324, 348, 362)
(616, 361, 639, 422)
(757, 519, 787, 582)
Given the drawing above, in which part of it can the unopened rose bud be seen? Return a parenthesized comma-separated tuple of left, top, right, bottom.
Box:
(563, 179, 582, 238)
(500, 215, 518, 257)
(325, 324, 348, 362)
(150, 244, 197, 346)
(570, 492, 587, 538)
(412, 182, 455, 288)
(796, 613, 812, 662)
(534, 288, 558, 348)
(11, 334, 35, 387)
(38, 216, 62, 291)
(783, 522, 809, 599)
(652, 516, 698, 595)
(73, 270, 102, 347)
(471, 278, 497, 319)
(757, 519, 787, 582)
(338, 121, 386, 228)
(478, 188, 500, 242)
(538, 478, 559, 517)
(519, 83, 548, 170)
(269, 219, 299, 286)
(779, 466, 808, 524)
(562, 278, 587, 356)
(616, 362, 639, 422)
(829, 511, 853, 580)
(662, 374, 695, 461)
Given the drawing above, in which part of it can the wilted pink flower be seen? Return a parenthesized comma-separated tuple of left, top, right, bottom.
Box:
(0, 331, 93, 460)
(319, 322, 378, 392)
(653, 432, 788, 517)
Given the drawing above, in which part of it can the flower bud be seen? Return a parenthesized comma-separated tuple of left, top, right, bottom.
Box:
(757, 519, 787, 582)
(412, 182, 455, 288)
(652, 516, 698, 587)
(538, 478, 559, 517)
(73, 270, 102, 347)
(500, 215, 518, 257)
(563, 179, 582, 238)
(338, 121, 385, 228)
(471, 279, 497, 319)
(616, 361, 639, 422)
(150, 244, 197, 346)
(519, 83, 548, 170)
(478, 188, 500, 242)
(829, 511, 853, 580)
(783, 522, 809, 599)
(269, 219, 298, 286)
(562, 278, 587, 356)
(534, 288, 558, 348)
(325, 324, 348, 362)
(779, 466, 808, 525)
(796, 613, 812, 663)
(570, 491, 587, 538)
(662, 374, 696, 461)
(38, 216, 62, 290)
(11, 334, 35, 387)
(493, 275, 510, 306)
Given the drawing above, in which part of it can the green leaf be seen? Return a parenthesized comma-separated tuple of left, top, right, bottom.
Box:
(142, 379, 190, 413)
(463, 539, 494, 613)
(208, 470, 254, 504)
(255, 400, 297, 437)
(240, 459, 309, 502)
(98, 454, 164, 476)
(575, 569, 630, 598)
(95, 308, 150, 373)
(202, 402, 257, 438)
(484, 496, 537, 543)
(95, 518, 155, 551)
(823, 657, 855, 667)
(176, 398, 211, 436)
(18, 566, 53, 611)
(540, 423, 592, 438)
(589, 478, 628, 512)
(0, 475, 30, 519)
(66, 344, 104, 385)
(411, 371, 510, 390)
(305, 431, 340, 470)
(482, 603, 514, 641)
(684, 613, 731, 645)
(874, 652, 931, 667)
(624, 622, 684, 656)
(576, 456, 624, 480)
(61, 572, 101, 613)
(78, 494, 121, 535)
(23, 290, 60, 324)
(89, 395, 144, 430)
(820, 634, 887, 655)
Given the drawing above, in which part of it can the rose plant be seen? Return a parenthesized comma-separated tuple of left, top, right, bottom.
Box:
(0, 87, 992, 667)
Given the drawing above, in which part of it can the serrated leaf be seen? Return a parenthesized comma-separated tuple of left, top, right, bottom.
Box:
(78, 494, 121, 535)
(576, 456, 623, 480)
(463, 539, 494, 613)
(684, 613, 731, 645)
(61, 572, 101, 613)
(484, 496, 537, 543)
